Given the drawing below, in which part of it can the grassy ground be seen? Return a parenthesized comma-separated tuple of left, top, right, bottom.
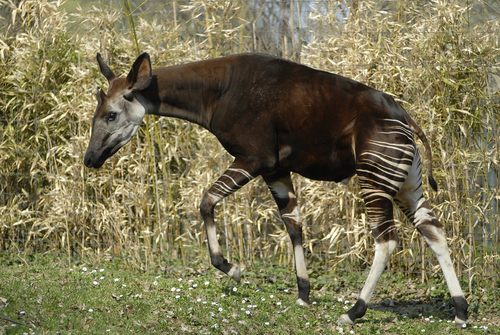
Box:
(0, 253, 498, 334)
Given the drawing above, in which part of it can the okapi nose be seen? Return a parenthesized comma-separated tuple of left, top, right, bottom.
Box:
(84, 152, 93, 168)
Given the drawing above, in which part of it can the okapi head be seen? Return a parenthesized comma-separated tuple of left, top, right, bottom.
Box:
(84, 53, 153, 168)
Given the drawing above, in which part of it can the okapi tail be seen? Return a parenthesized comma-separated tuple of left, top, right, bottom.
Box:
(404, 114, 438, 192)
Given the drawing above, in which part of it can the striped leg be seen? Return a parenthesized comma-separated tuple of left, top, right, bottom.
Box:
(395, 151, 469, 325)
(264, 172, 310, 306)
(339, 126, 413, 325)
(199, 161, 256, 283)
(338, 196, 398, 325)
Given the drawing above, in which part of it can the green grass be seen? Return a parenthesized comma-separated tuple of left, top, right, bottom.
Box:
(0, 253, 498, 334)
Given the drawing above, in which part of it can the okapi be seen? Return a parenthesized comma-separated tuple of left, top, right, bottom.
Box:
(84, 52, 469, 326)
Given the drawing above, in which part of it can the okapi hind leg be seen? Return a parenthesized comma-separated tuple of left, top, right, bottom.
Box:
(338, 197, 398, 325)
(263, 172, 310, 306)
(395, 196, 469, 325)
(199, 161, 257, 283)
(394, 150, 469, 326)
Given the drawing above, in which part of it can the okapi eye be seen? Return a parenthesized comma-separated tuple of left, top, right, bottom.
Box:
(107, 112, 116, 122)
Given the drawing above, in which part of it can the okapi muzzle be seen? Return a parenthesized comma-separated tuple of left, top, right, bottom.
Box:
(84, 52, 469, 327)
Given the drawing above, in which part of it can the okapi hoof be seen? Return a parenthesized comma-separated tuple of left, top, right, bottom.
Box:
(227, 265, 241, 283)
(337, 314, 354, 326)
(296, 298, 309, 307)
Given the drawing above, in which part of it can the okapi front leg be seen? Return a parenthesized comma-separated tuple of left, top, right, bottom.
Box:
(264, 172, 310, 306)
(199, 163, 255, 283)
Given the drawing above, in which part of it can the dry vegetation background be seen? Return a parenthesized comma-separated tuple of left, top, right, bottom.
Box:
(0, 0, 499, 291)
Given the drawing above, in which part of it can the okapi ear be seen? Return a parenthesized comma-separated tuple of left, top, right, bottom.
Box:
(95, 88, 106, 104)
(96, 53, 116, 84)
(125, 52, 152, 91)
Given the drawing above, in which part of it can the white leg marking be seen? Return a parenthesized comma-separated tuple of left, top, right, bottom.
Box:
(358, 240, 397, 303)
(268, 181, 296, 200)
(282, 207, 299, 223)
(221, 175, 242, 188)
(206, 224, 221, 255)
(294, 245, 308, 280)
(422, 226, 465, 299)
(227, 168, 254, 180)
(414, 206, 434, 228)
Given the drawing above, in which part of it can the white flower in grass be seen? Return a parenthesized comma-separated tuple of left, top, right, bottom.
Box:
(175, 295, 180, 299)
(284, 289, 289, 293)
(305, 322, 310, 326)
(176, 288, 181, 292)
(193, 284, 198, 288)
(246, 310, 250, 315)
(153, 281, 158, 286)
(270, 295, 274, 299)
(264, 322, 270, 325)
(233, 287, 237, 292)
(82, 267, 88, 272)
(114, 278, 120, 282)
(276, 301, 281, 306)
(69, 268, 73, 272)
(100, 276, 104, 280)
(171, 287, 176, 292)
(88, 309, 94, 313)
(92, 280, 99, 285)
(261, 297, 265, 301)
(178, 278, 182, 282)
(197, 298, 202, 303)
(90, 269, 97, 274)
(221, 294, 226, 298)
(100, 269, 105, 272)
(122, 284, 127, 287)
(204, 281, 210, 286)
(218, 307, 223, 312)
